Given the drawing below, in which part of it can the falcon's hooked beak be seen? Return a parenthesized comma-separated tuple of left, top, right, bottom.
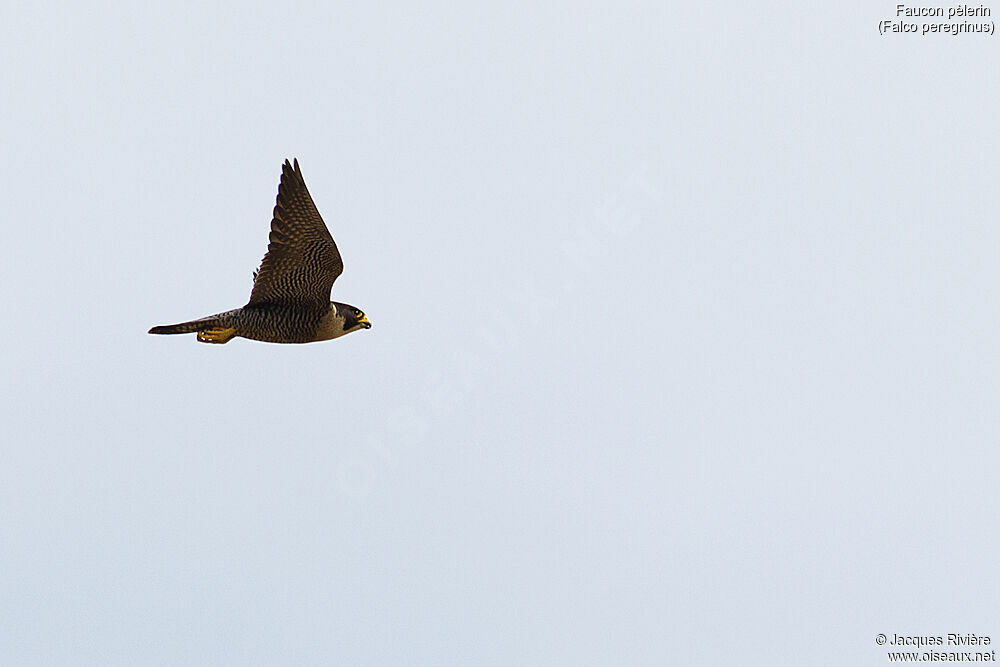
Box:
(358, 315, 372, 329)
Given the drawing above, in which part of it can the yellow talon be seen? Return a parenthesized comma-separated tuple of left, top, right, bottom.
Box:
(197, 327, 237, 344)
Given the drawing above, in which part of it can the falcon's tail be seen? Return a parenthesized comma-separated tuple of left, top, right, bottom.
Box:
(148, 315, 237, 344)
(148, 316, 219, 335)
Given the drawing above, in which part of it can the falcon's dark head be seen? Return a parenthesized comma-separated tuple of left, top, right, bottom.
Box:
(335, 301, 372, 333)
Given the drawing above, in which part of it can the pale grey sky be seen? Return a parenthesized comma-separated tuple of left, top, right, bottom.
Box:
(2, 2, 998, 665)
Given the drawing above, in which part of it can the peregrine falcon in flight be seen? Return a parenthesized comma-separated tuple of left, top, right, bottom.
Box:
(149, 159, 371, 344)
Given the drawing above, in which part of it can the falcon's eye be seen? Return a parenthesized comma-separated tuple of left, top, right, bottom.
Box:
(356, 311, 364, 318)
